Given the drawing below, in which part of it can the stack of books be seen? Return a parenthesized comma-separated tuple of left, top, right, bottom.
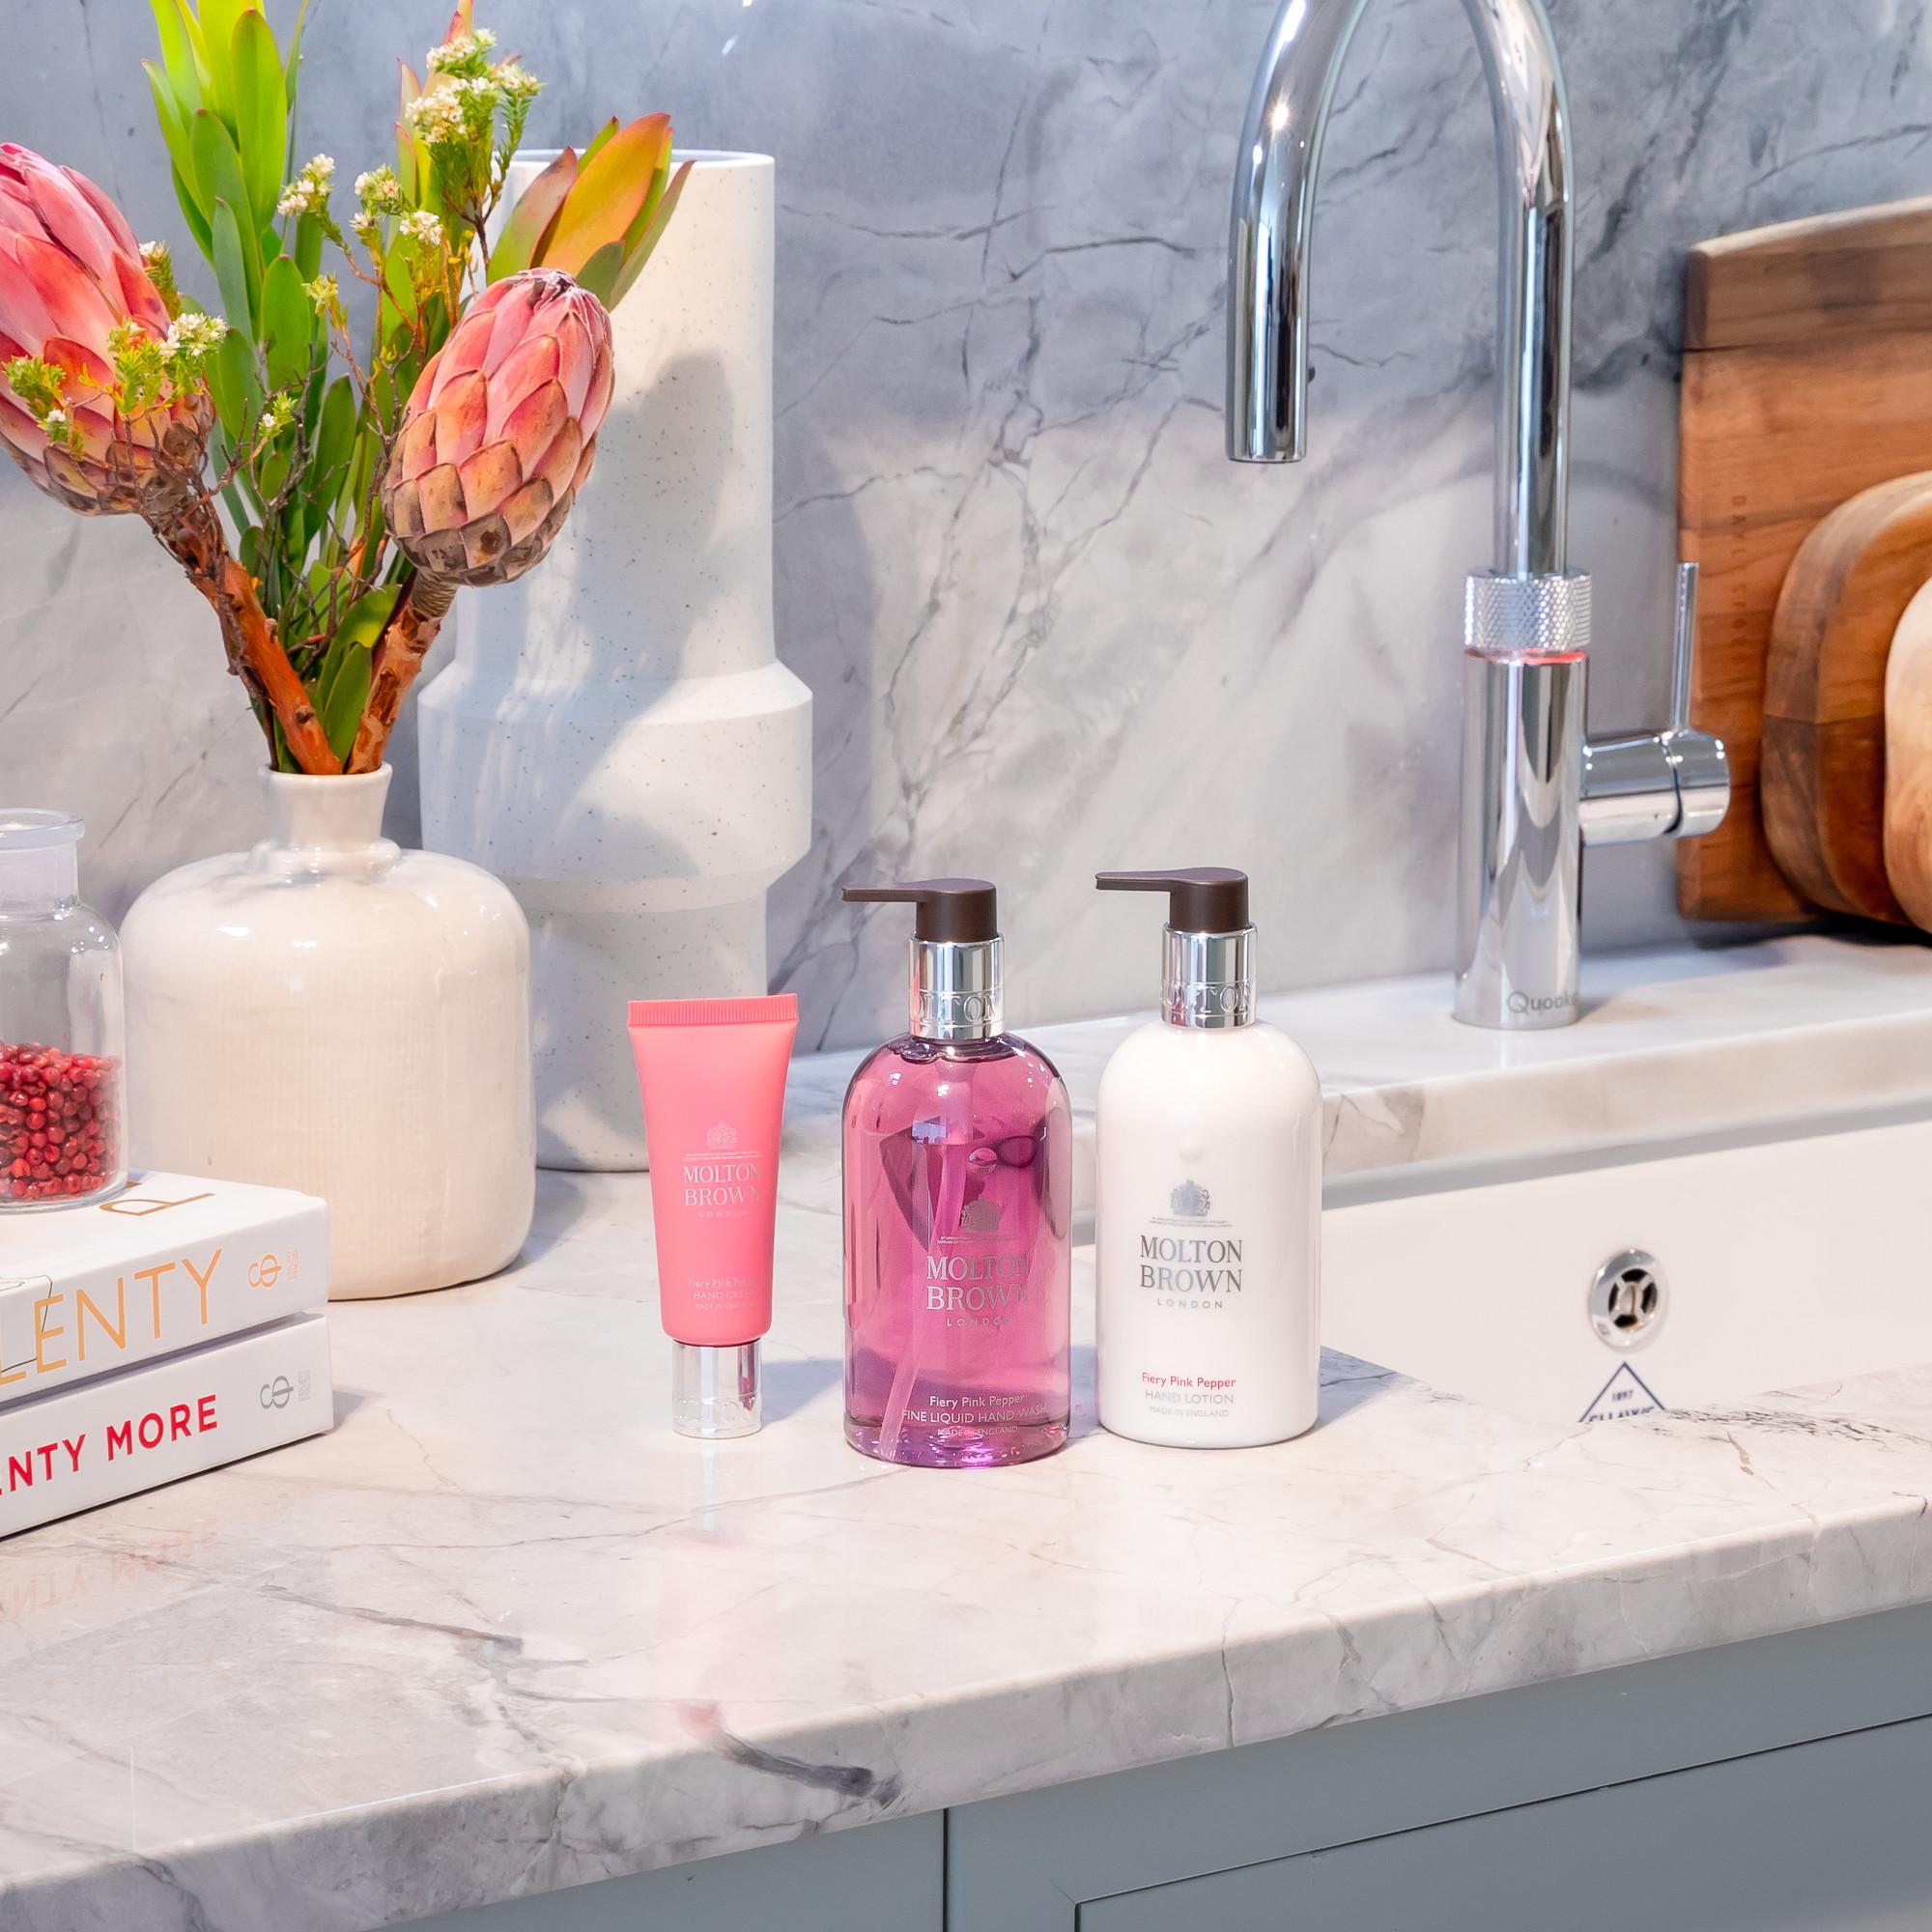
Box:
(0, 1174, 333, 1537)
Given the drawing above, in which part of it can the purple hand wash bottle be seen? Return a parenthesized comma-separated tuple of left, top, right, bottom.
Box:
(840, 879, 1071, 1467)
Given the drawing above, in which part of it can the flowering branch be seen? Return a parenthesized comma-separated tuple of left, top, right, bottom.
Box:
(155, 487, 343, 775)
(0, 3, 686, 780)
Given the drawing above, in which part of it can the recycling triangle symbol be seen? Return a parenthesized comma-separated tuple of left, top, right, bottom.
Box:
(1580, 1361, 1664, 1425)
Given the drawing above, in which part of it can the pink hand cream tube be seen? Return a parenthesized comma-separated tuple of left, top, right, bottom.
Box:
(627, 995, 799, 1439)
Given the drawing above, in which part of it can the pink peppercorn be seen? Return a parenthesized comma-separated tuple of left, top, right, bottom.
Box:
(0, 1042, 119, 1204)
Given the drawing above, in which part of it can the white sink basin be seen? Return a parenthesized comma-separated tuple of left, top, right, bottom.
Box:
(1323, 1103, 1932, 1424)
(1021, 935, 1932, 1427)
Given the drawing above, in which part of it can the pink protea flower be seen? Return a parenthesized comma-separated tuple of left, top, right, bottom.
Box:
(384, 267, 613, 585)
(0, 143, 212, 515)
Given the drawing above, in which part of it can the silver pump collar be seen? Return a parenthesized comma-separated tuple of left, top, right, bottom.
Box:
(1163, 925, 1255, 1030)
(911, 935, 1003, 1042)
(671, 1341, 762, 1438)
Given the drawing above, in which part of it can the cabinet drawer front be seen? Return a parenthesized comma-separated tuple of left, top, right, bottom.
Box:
(1082, 1716, 1932, 1932)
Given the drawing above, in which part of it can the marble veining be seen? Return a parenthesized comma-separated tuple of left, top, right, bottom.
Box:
(5, 2, 1932, 1046)
(6, 937, 1932, 1927)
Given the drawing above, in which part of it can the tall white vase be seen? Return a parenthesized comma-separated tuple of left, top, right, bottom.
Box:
(417, 151, 812, 1171)
(120, 768, 534, 1299)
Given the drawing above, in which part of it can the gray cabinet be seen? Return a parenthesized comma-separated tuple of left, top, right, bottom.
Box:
(949, 1600, 1932, 1930)
(1084, 1717, 1932, 1931)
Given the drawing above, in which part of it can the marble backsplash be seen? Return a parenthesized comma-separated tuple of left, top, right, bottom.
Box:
(1, 0, 1925, 1049)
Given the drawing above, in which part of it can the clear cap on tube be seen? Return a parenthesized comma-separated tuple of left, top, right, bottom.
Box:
(671, 1340, 762, 1439)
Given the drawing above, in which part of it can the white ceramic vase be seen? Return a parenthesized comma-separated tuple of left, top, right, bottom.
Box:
(417, 151, 812, 1171)
(120, 767, 534, 1299)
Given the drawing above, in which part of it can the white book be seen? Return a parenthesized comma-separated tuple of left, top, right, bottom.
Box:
(0, 1314, 332, 1539)
(0, 1173, 327, 1408)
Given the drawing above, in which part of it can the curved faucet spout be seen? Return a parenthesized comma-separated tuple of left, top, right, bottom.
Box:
(1226, 0, 1574, 576)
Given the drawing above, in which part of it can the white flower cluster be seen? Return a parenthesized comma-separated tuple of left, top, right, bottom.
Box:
(404, 42, 539, 148)
(494, 61, 540, 104)
(402, 88, 466, 145)
(427, 27, 497, 72)
(276, 155, 336, 219)
(400, 210, 445, 247)
(354, 166, 403, 213)
(161, 312, 228, 359)
(350, 165, 404, 245)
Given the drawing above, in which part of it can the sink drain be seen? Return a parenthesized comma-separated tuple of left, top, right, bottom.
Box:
(1589, 1249, 1666, 1350)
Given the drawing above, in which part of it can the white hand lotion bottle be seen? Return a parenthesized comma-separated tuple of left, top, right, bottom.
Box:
(1094, 869, 1321, 1448)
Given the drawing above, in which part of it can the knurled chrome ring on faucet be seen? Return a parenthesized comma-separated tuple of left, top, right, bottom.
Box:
(1464, 571, 1593, 658)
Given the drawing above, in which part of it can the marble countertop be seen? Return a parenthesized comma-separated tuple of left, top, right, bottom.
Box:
(7, 937, 1932, 1929)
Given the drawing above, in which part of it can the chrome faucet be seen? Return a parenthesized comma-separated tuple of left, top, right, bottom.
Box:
(1227, 0, 1728, 1029)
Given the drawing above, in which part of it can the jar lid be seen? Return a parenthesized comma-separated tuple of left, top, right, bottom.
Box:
(0, 810, 82, 906)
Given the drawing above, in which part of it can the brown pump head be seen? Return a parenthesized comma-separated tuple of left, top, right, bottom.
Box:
(843, 877, 1000, 942)
(1095, 867, 1250, 933)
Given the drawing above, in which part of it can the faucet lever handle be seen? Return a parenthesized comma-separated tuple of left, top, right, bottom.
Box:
(1580, 558, 1730, 847)
(1669, 560, 1699, 735)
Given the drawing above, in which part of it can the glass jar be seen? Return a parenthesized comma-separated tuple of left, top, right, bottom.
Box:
(0, 811, 125, 1208)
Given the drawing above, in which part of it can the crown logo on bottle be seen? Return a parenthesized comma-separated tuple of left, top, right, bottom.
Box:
(959, 1197, 1003, 1234)
(1170, 1179, 1210, 1218)
(706, 1121, 739, 1151)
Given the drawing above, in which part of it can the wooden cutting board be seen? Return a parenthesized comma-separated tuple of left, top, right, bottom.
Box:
(1677, 195, 1932, 923)
(1886, 576, 1932, 926)
(1760, 473, 1932, 923)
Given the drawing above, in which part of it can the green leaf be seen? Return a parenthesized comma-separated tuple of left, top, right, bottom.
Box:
(320, 645, 373, 760)
(488, 146, 577, 282)
(149, 0, 199, 114)
(314, 584, 399, 761)
(382, 235, 420, 327)
(535, 115, 668, 277)
(341, 419, 372, 520)
(395, 61, 421, 198)
(261, 252, 312, 391)
(193, 108, 258, 271)
(610, 159, 692, 306)
(218, 464, 252, 530)
(573, 241, 624, 306)
(255, 438, 292, 500)
(231, 11, 287, 235)
(144, 61, 201, 210)
(294, 210, 323, 280)
(371, 354, 398, 430)
(282, 0, 311, 145)
(210, 196, 256, 332)
(300, 356, 327, 427)
(205, 325, 259, 442)
(313, 372, 355, 485)
(172, 0, 216, 102)
(408, 132, 448, 221)
(170, 165, 213, 259)
(579, 118, 619, 167)
(332, 585, 399, 656)
(197, 0, 244, 125)
(624, 152, 672, 251)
